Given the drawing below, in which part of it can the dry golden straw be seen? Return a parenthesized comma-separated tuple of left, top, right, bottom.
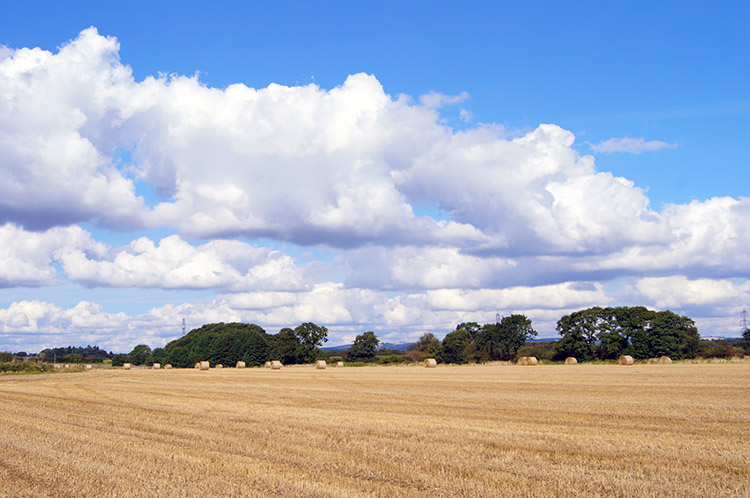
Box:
(123, 363, 131, 370)
(271, 360, 282, 370)
(618, 355, 634, 365)
(565, 357, 578, 365)
(658, 356, 672, 364)
(424, 358, 437, 368)
(315, 360, 326, 369)
(1, 362, 749, 497)
(199, 361, 210, 371)
(517, 356, 538, 366)
(236, 361, 246, 368)
(152, 363, 161, 369)
(165, 364, 173, 369)
(336, 361, 344, 367)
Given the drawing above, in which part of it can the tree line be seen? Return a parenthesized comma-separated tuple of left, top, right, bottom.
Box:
(113, 322, 330, 368)
(5, 306, 750, 371)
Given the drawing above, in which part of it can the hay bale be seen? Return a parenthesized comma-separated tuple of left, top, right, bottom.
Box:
(236, 361, 246, 368)
(424, 358, 437, 368)
(123, 363, 132, 370)
(195, 362, 201, 369)
(64, 363, 71, 369)
(336, 361, 344, 367)
(658, 356, 672, 364)
(271, 360, 282, 370)
(216, 364, 223, 369)
(199, 361, 210, 370)
(85, 364, 93, 370)
(53, 364, 62, 370)
(165, 364, 173, 369)
(618, 355, 634, 365)
(315, 360, 327, 369)
(518, 356, 538, 365)
(264, 361, 272, 368)
(565, 357, 578, 365)
(152, 363, 161, 369)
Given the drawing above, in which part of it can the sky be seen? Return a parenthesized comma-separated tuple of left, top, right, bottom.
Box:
(0, 1, 748, 352)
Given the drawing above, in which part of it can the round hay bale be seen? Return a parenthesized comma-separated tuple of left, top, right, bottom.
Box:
(236, 361, 246, 368)
(215, 364, 223, 369)
(53, 364, 63, 370)
(658, 356, 672, 364)
(152, 363, 161, 369)
(618, 355, 634, 365)
(424, 358, 437, 368)
(264, 361, 272, 368)
(336, 361, 344, 367)
(518, 356, 538, 365)
(165, 364, 173, 369)
(271, 360, 282, 370)
(315, 360, 326, 369)
(199, 361, 210, 371)
(565, 357, 578, 365)
(64, 363, 71, 369)
(123, 363, 132, 370)
(195, 362, 200, 369)
(85, 364, 93, 370)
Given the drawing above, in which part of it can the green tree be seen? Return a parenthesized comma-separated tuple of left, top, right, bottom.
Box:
(438, 329, 473, 364)
(165, 346, 190, 368)
(274, 328, 301, 364)
(406, 332, 442, 361)
(111, 354, 128, 367)
(294, 322, 328, 363)
(742, 328, 750, 352)
(65, 353, 83, 364)
(128, 344, 152, 366)
(347, 331, 379, 361)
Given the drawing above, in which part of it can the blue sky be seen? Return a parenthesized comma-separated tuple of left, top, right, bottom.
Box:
(0, 1, 748, 352)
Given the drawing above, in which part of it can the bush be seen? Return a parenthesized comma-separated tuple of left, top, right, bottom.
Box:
(0, 361, 53, 374)
(516, 342, 556, 362)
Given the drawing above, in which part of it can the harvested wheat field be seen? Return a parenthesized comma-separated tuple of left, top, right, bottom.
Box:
(1, 363, 749, 497)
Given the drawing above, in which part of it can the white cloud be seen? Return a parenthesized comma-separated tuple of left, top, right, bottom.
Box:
(0, 223, 105, 286)
(58, 234, 309, 291)
(2, 28, 750, 349)
(589, 137, 678, 154)
(631, 276, 750, 315)
(419, 91, 470, 108)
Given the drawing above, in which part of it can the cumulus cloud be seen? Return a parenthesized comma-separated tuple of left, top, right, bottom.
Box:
(630, 276, 750, 316)
(0, 28, 676, 255)
(2, 28, 750, 348)
(589, 137, 678, 154)
(58, 235, 310, 291)
(0, 223, 106, 286)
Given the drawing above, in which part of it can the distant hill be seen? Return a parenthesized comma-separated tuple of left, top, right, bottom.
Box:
(321, 341, 415, 352)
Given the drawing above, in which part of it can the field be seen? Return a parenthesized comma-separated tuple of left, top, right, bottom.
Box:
(1, 363, 749, 497)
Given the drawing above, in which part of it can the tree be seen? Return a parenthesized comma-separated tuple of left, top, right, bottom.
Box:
(742, 328, 750, 352)
(347, 331, 379, 361)
(497, 314, 537, 361)
(438, 329, 473, 364)
(165, 346, 190, 368)
(274, 328, 301, 364)
(111, 354, 128, 367)
(406, 333, 442, 360)
(294, 323, 328, 363)
(146, 347, 167, 366)
(555, 308, 605, 361)
(128, 344, 152, 366)
(65, 353, 83, 364)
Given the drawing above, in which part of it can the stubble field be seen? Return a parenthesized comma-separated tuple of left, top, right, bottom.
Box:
(1, 362, 749, 497)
